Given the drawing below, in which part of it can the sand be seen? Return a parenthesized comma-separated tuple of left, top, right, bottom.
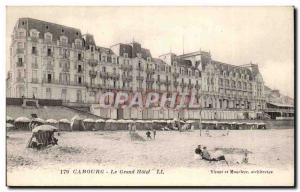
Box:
(6, 129, 294, 186)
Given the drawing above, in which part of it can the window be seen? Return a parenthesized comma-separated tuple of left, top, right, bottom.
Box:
(31, 31, 38, 38)
(78, 53, 82, 61)
(112, 57, 116, 64)
(78, 77, 82, 84)
(103, 67, 106, 72)
(78, 65, 82, 73)
(17, 58, 23, 66)
(147, 57, 151, 62)
(47, 74, 52, 83)
(32, 46, 37, 54)
(124, 53, 128, 58)
(47, 48, 52, 56)
(102, 55, 106, 62)
(45, 34, 52, 42)
(60, 37, 68, 45)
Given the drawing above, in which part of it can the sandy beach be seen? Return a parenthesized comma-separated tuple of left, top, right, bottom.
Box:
(6, 128, 294, 186)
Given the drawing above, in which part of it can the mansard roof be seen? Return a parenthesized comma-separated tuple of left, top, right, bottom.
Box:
(16, 18, 82, 44)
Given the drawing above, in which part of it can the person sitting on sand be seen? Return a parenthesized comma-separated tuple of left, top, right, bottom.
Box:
(146, 130, 152, 139)
(50, 133, 58, 145)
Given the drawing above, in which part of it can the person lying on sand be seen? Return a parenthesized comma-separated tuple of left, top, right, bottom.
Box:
(201, 147, 228, 165)
(195, 145, 203, 157)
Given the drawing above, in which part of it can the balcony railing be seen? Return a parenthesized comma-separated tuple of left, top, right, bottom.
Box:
(145, 68, 155, 74)
(16, 77, 25, 83)
(88, 59, 98, 67)
(108, 73, 120, 80)
(120, 65, 133, 71)
(146, 78, 155, 83)
(16, 48, 24, 54)
(31, 78, 39, 83)
(188, 84, 194, 89)
(42, 79, 87, 86)
(46, 65, 54, 70)
(136, 67, 144, 71)
(122, 75, 133, 82)
(180, 82, 187, 87)
(173, 73, 180, 78)
(31, 37, 38, 42)
(89, 70, 97, 78)
(62, 67, 70, 72)
(16, 61, 24, 67)
(99, 72, 109, 79)
(136, 76, 144, 81)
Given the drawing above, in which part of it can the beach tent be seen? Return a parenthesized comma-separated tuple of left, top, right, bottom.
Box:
(30, 118, 45, 130)
(45, 119, 58, 128)
(6, 116, 14, 124)
(105, 119, 118, 131)
(59, 119, 71, 131)
(6, 123, 14, 131)
(70, 115, 85, 131)
(15, 117, 31, 131)
(27, 125, 58, 148)
(83, 118, 96, 131)
(95, 119, 106, 131)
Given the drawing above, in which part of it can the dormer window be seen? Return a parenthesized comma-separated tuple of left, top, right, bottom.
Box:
(60, 36, 68, 46)
(137, 53, 142, 58)
(75, 39, 82, 48)
(44, 33, 52, 43)
(102, 55, 107, 62)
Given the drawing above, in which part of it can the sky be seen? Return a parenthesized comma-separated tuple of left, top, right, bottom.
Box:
(6, 6, 294, 97)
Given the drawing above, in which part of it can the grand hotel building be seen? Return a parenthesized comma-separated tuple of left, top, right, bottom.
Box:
(7, 18, 266, 120)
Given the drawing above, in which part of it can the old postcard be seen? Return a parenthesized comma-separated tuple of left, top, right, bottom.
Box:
(6, 6, 295, 187)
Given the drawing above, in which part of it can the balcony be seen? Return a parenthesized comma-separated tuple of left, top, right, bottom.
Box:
(88, 59, 98, 67)
(46, 65, 54, 70)
(16, 61, 24, 67)
(173, 81, 179, 87)
(31, 37, 38, 42)
(146, 78, 155, 83)
(89, 70, 97, 78)
(74, 44, 83, 49)
(16, 77, 25, 83)
(108, 72, 120, 80)
(99, 72, 109, 79)
(145, 68, 155, 74)
(122, 75, 133, 82)
(173, 73, 180, 78)
(136, 76, 144, 81)
(46, 52, 54, 58)
(31, 78, 39, 83)
(136, 67, 144, 71)
(16, 48, 24, 54)
(180, 82, 187, 87)
(120, 65, 133, 71)
(62, 67, 70, 72)
(188, 84, 194, 89)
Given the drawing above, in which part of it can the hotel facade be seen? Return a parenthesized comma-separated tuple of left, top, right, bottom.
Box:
(7, 18, 266, 120)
